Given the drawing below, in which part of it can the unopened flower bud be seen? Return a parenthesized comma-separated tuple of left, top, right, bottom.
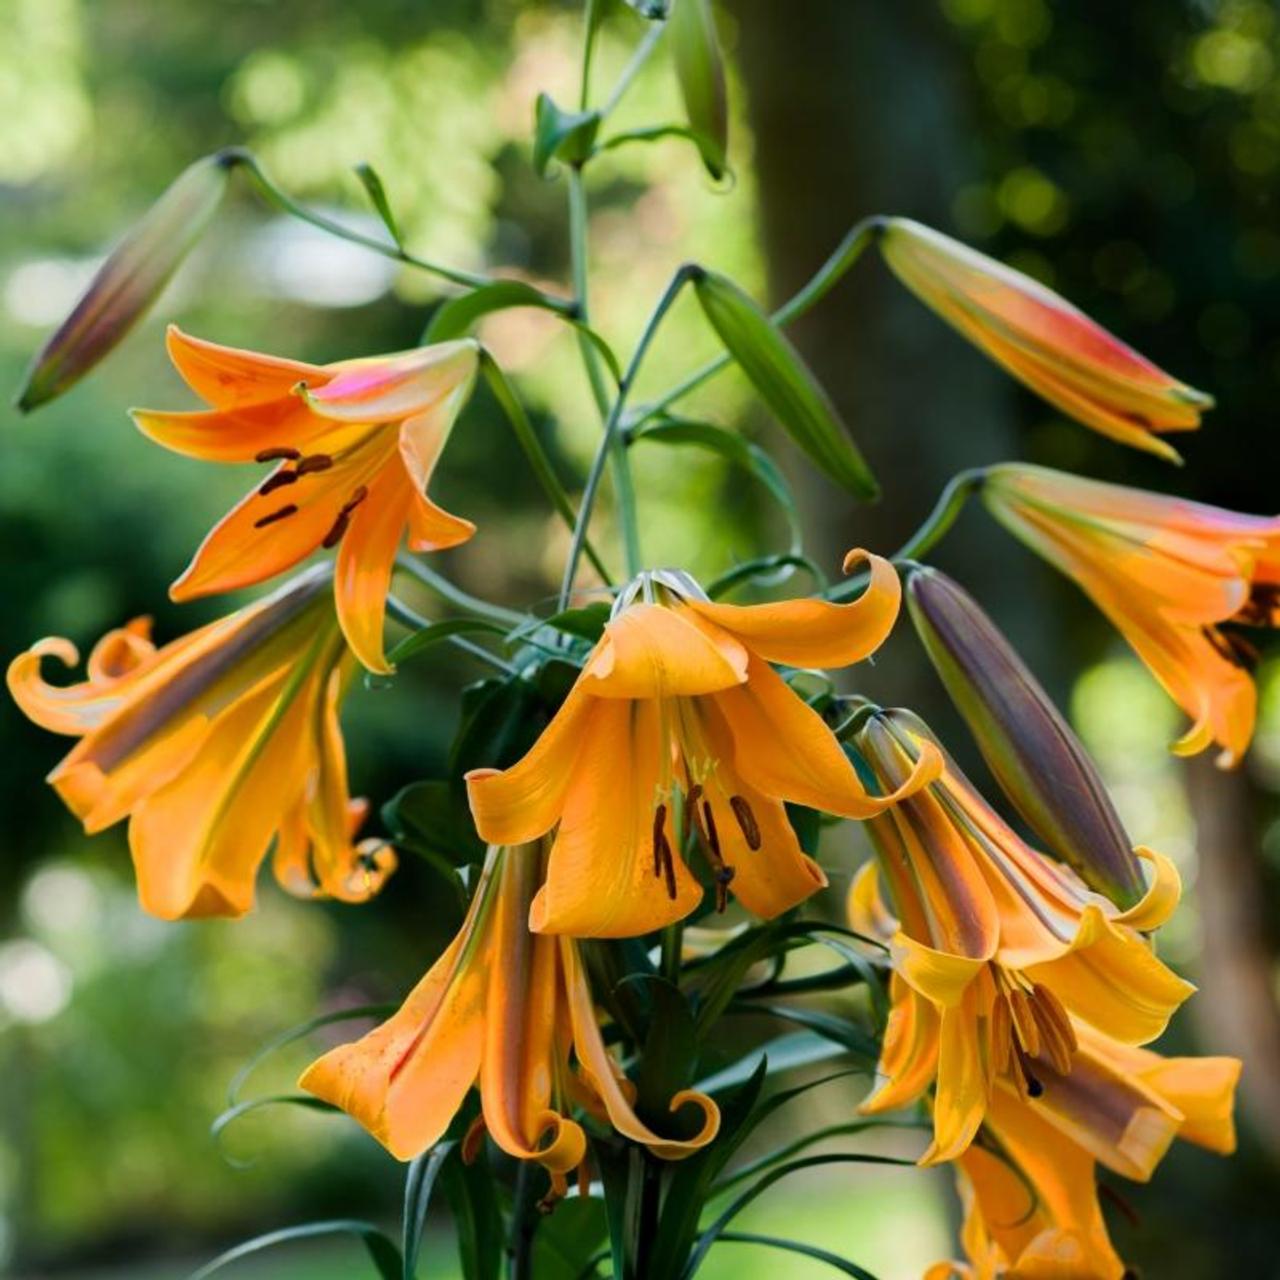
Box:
(906, 565, 1145, 907)
(16, 150, 237, 412)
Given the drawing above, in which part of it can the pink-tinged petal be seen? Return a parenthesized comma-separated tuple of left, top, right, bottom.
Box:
(300, 341, 479, 423)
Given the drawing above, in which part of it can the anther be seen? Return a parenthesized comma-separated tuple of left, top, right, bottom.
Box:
(345, 485, 369, 511)
(321, 510, 350, 549)
(258, 469, 299, 496)
(460, 1114, 487, 1165)
(652, 805, 668, 878)
(729, 795, 761, 850)
(253, 503, 299, 528)
(296, 453, 335, 475)
(255, 446, 301, 462)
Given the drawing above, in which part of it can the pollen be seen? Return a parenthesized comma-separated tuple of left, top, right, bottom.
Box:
(253, 503, 300, 528)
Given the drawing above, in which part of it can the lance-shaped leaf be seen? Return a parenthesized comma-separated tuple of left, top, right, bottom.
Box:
(671, 0, 728, 179)
(17, 151, 235, 412)
(906, 565, 1146, 907)
(692, 270, 878, 499)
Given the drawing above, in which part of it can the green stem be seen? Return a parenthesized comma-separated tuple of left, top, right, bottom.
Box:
(479, 350, 613, 585)
(599, 20, 667, 120)
(229, 149, 530, 295)
(822, 468, 985, 602)
(568, 166, 643, 578)
(384, 595, 518, 674)
(559, 264, 700, 608)
(394, 556, 526, 628)
(629, 215, 885, 426)
(659, 920, 683, 986)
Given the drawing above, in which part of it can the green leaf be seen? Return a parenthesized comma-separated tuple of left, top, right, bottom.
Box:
(670, 0, 728, 178)
(450, 676, 546, 776)
(643, 1060, 769, 1280)
(683, 1154, 912, 1278)
(381, 780, 484, 868)
(441, 1148, 503, 1280)
(386, 617, 510, 668)
(628, 976, 698, 1128)
(533, 93, 602, 175)
(426, 281, 567, 341)
(692, 270, 878, 498)
(354, 162, 403, 247)
(727, 1002, 880, 1062)
(403, 1143, 455, 1280)
(541, 601, 613, 642)
(710, 1232, 880, 1279)
(530, 1191, 609, 1278)
(187, 1219, 402, 1280)
(693, 1030, 847, 1094)
(631, 417, 802, 550)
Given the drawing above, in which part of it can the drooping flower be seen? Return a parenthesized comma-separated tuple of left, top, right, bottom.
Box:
(465, 557, 941, 938)
(878, 218, 1211, 462)
(7, 566, 394, 920)
(984, 463, 1280, 766)
(132, 326, 480, 673)
(848, 707, 1193, 1164)
(300, 842, 720, 1193)
(906, 565, 1146, 908)
(926, 1025, 1240, 1280)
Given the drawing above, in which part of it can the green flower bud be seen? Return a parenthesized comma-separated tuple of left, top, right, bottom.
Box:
(16, 150, 237, 412)
(906, 565, 1146, 908)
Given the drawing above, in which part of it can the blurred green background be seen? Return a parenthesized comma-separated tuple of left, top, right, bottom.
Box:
(3, 0, 1280, 1276)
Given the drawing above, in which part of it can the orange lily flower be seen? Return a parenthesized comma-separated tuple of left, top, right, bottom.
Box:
(7, 566, 394, 920)
(848, 707, 1193, 1164)
(300, 842, 719, 1192)
(132, 326, 480, 673)
(879, 218, 1211, 462)
(927, 1027, 1240, 1280)
(984, 464, 1280, 766)
(465, 557, 941, 938)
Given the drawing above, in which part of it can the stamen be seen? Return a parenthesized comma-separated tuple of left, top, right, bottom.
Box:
(729, 795, 762, 850)
(253, 503, 299, 528)
(684, 784, 703, 847)
(1204, 625, 1260, 671)
(699, 801, 735, 912)
(1238, 581, 1280, 626)
(346, 484, 369, 511)
(258, 469, 299, 496)
(1007, 987, 1041, 1059)
(460, 1114, 487, 1164)
(653, 804, 668, 878)
(321, 510, 350, 549)
(296, 453, 335, 475)
(255, 446, 301, 462)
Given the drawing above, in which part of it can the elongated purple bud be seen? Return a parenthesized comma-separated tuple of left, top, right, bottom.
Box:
(906, 565, 1146, 908)
(16, 150, 238, 412)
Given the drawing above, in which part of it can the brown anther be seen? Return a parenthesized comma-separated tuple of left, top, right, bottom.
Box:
(1238, 582, 1280, 627)
(253, 503, 299, 528)
(1204, 625, 1259, 671)
(254, 446, 301, 462)
(700, 802, 734, 912)
(1006, 987, 1041, 1060)
(652, 804, 668, 878)
(660, 834, 678, 901)
(344, 484, 369, 512)
(321, 510, 351, 549)
(729, 795, 761, 850)
(296, 453, 335, 475)
(258, 469, 299, 496)
(684, 784, 704, 846)
(1099, 1183, 1142, 1230)
(1028, 984, 1076, 1076)
(460, 1114, 487, 1165)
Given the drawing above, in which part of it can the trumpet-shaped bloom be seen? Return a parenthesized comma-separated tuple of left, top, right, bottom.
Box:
(300, 843, 720, 1191)
(7, 566, 394, 920)
(849, 708, 1193, 1165)
(132, 327, 480, 673)
(465, 558, 941, 938)
(985, 464, 1280, 766)
(926, 1027, 1239, 1279)
(879, 218, 1211, 462)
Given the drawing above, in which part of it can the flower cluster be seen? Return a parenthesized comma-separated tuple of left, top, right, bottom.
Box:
(10, 162, 1261, 1276)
